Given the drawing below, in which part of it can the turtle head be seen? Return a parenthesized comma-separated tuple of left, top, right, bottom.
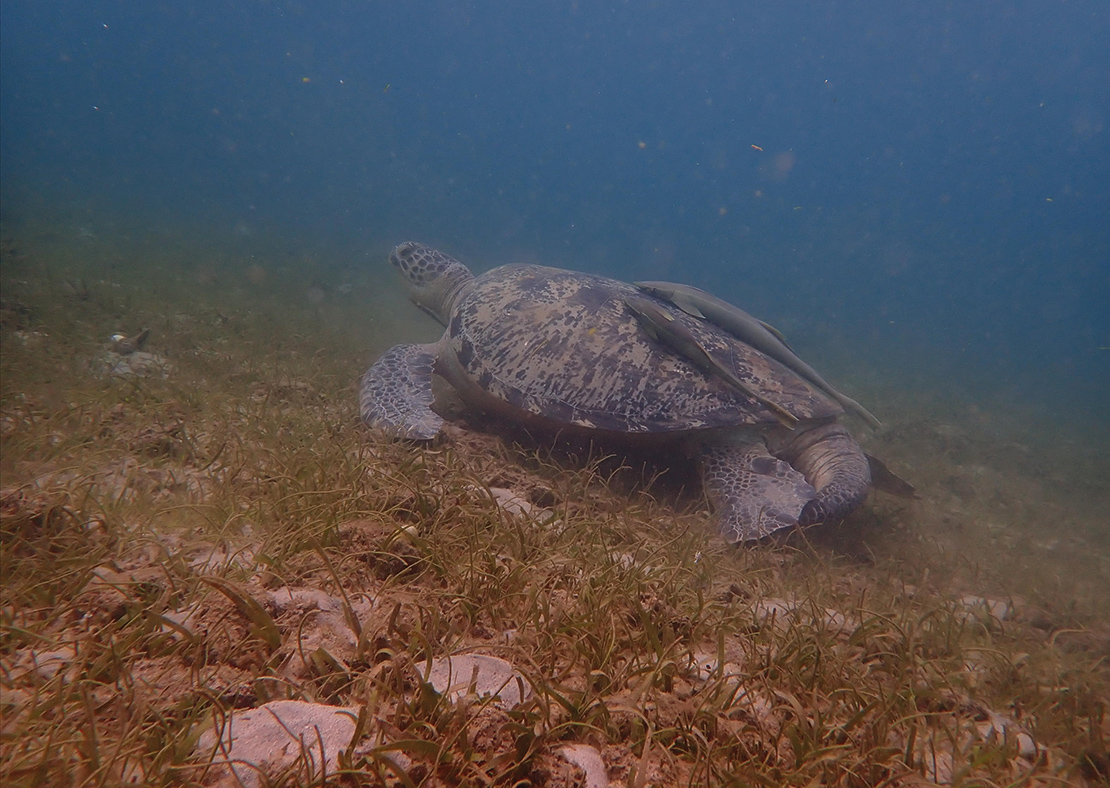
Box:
(389, 242, 474, 326)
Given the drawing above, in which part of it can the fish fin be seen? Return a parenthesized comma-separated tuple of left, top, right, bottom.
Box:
(629, 292, 799, 430)
(762, 399, 800, 430)
(624, 297, 662, 340)
(703, 348, 799, 429)
(836, 394, 882, 430)
(757, 319, 794, 351)
(638, 282, 709, 318)
(670, 293, 707, 319)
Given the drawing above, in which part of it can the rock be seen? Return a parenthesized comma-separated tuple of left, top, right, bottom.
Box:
(92, 350, 172, 379)
(187, 542, 259, 573)
(912, 706, 1038, 783)
(266, 587, 344, 614)
(976, 711, 1037, 759)
(264, 586, 375, 677)
(18, 646, 78, 682)
(689, 645, 745, 681)
(196, 700, 357, 788)
(958, 594, 1014, 622)
(488, 487, 534, 518)
(753, 597, 851, 633)
(421, 653, 531, 708)
(557, 743, 609, 788)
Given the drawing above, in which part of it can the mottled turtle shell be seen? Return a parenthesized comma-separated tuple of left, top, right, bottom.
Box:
(437, 264, 840, 434)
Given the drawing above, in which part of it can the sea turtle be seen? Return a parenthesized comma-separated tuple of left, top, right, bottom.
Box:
(361, 242, 881, 541)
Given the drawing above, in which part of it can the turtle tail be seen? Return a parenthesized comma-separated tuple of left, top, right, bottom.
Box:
(773, 423, 872, 526)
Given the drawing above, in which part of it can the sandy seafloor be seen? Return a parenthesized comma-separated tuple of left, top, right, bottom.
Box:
(2, 211, 1108, 784)
(7, 217, 1102, 610)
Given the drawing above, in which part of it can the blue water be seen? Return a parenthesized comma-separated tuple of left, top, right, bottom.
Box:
(2, 1, 1108, 417)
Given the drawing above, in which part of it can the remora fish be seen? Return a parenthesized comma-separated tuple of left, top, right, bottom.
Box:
(635, 281, 881, 429)
(624, 295, 799, 429)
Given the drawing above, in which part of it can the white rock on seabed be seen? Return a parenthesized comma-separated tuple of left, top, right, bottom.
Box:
(488, 486, 535, 517)
(976, 711, 1038, 759)
(957, 594, 1014, 622)
(913, 707, 1039, 784)
(420, 653, 532, 708)
(689, 646, 744, 681)
(187, 542, 259, 573)
(266, 586, 375, 671)
(196, 700, 357, 788)
(91, 350, 172, 379)
(557, 743, 609, 788)
(15, 645, 79, 683)
(753, 597, 851, 633)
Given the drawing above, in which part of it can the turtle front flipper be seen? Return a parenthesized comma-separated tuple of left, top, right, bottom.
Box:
(359, 343, 444, 440)
(701, 440, 816, 542)
(772, 423, 872, 526)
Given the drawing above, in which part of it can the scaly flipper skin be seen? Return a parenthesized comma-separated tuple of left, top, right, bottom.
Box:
(701, 441, 816, 542)
(771, 422, 872, 526)
(359, 343, 443, 440)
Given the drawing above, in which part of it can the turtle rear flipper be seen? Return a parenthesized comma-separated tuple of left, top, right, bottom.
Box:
(359, 343, 444, 440)
(701, 441, 816, 542)
(774, 423, 873, 526)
